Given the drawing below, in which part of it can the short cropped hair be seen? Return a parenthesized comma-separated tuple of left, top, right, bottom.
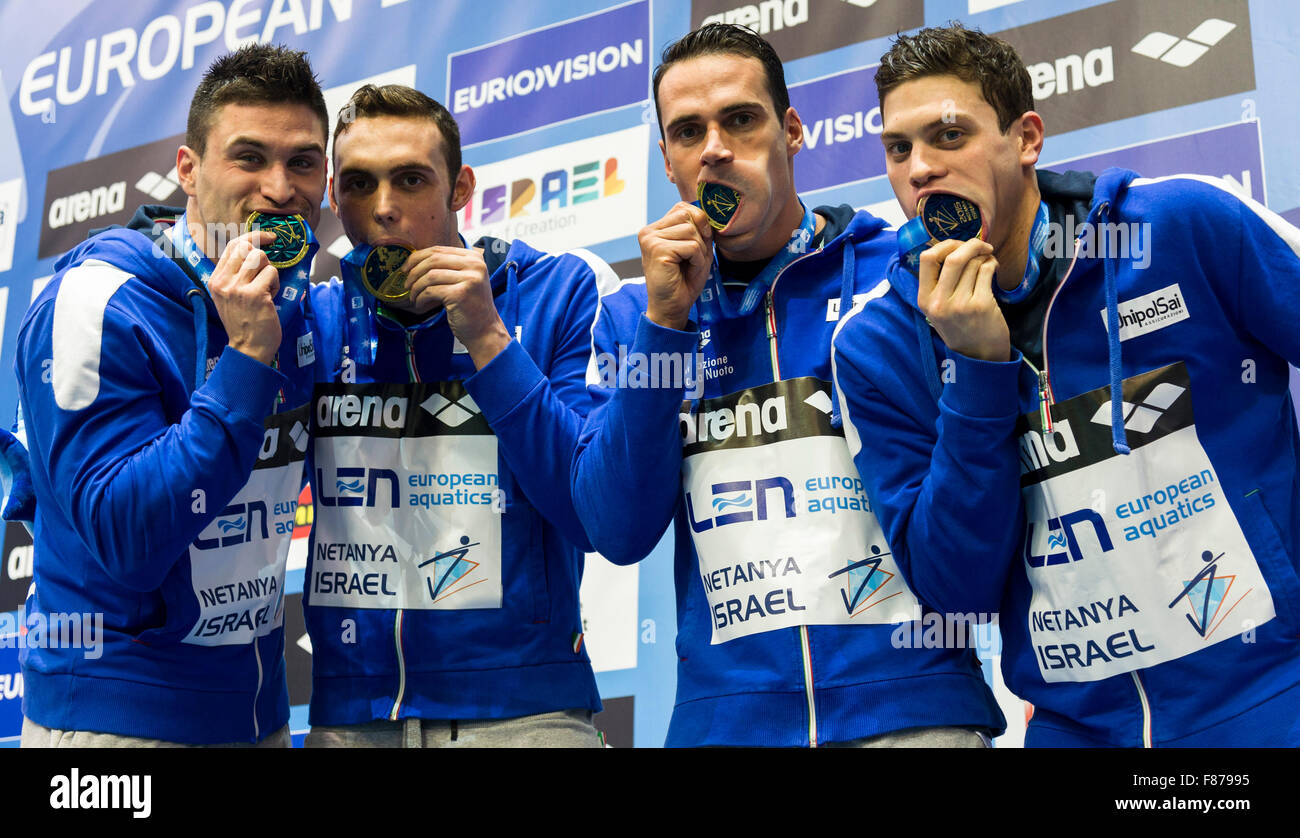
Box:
(334, 84, 462, 186)
(652, 23, 790, 136)
(876, 23, 1034, 133)
(186, 43, 328, 153)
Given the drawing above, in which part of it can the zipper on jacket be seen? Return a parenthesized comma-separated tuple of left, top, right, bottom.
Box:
(1037, 234, 1156, 748)
(1131, 671, 1153, 747)
(799, 626, 817, 747)
(389, 611, 407, 720)
(252, 638, 263, 740)
(765, 262, 820, 747)
(1019, 356, 1051, 433)
(1035, 241, 1084, 430)
(389, 329, 420, 721)
(765, 289, 781, 378)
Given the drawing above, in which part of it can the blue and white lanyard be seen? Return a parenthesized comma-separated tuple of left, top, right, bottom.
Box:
(168, 212, 316, 329)
(168, 213, 217, 286)
(339, 244, 382, 367)
(696, 204, 816, 324)
(993, 200, 1050, 305)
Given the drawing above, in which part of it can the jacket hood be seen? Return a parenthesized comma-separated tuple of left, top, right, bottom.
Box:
(476, 234, 544, 279)
(1038, 168, 1098, 206)
(813, 203, 889, 248)
(370, 236, 543, 337)
(59, 204, 202, 304)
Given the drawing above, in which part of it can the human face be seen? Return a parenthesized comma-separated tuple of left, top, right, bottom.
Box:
(880, 74, 1042, 255)
(177, 102, 327, 258)
(657, 53, 805, 261)
(329, 115, 474, 253)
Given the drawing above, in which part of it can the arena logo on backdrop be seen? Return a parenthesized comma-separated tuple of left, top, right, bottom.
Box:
(446, 0, 651, 146)
(460, 124, 648, 254)
(37, 134, 183, 259)
(18, 0, 360, 119)
(1, 523, 33, 614)
(995, 0, 1254, 135)
(690, 0, 920, 63)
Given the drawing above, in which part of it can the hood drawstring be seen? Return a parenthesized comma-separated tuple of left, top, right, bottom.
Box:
(186, 288, 209, 391)
(503, 259, 521, 344)
(829, 243, 856, 428)
(1090, 167, 1139, 456)
(1099, 200, 1131, 455)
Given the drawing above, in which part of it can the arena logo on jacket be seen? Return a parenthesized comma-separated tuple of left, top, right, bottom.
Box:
(309, 381, 503, 610)
(681, 377, 918, 642)
(1016, 363, 1274, 682)
(186, 405, 310, 646)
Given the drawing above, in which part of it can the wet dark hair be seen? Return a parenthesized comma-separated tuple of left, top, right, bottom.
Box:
(187, 43, 327, 153)
(876, 22, 1033, 132)
(334, 84, 462, 186)
(652, 22, 790, 135)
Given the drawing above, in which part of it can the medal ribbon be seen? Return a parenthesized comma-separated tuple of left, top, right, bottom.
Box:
(696, 203, 816, 323)
(339, 244, 382, 367)
(168, 212, 317, 329)
(993, 201, 1050, 305)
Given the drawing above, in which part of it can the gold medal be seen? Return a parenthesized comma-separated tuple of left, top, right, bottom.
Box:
(917, 193, 984, 243)
(246, 212, 310, 269)
(361, 244, 413, 302)
(697, 182, 741, 231)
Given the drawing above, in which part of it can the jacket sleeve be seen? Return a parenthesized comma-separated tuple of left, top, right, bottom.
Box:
(833, 307, 1023, 613)
(17, 286, 287, 592)
(571, 293, 698, 565)
(1224, 187, 1300, 363)
(463, 255, 606, 552)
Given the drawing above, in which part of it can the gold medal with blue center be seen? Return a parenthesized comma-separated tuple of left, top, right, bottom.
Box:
(917, 193, 984, 243)
(361, 244, 412, 302)
(697, 182, 741, 231)
(246, 212, 310, 269)
(898, 193, 985, 274)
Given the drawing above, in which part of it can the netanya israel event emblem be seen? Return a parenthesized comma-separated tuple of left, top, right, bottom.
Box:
(362, 244, 413, 302)
(697, 181, 740, 231)
(247, 211, 310, 269)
